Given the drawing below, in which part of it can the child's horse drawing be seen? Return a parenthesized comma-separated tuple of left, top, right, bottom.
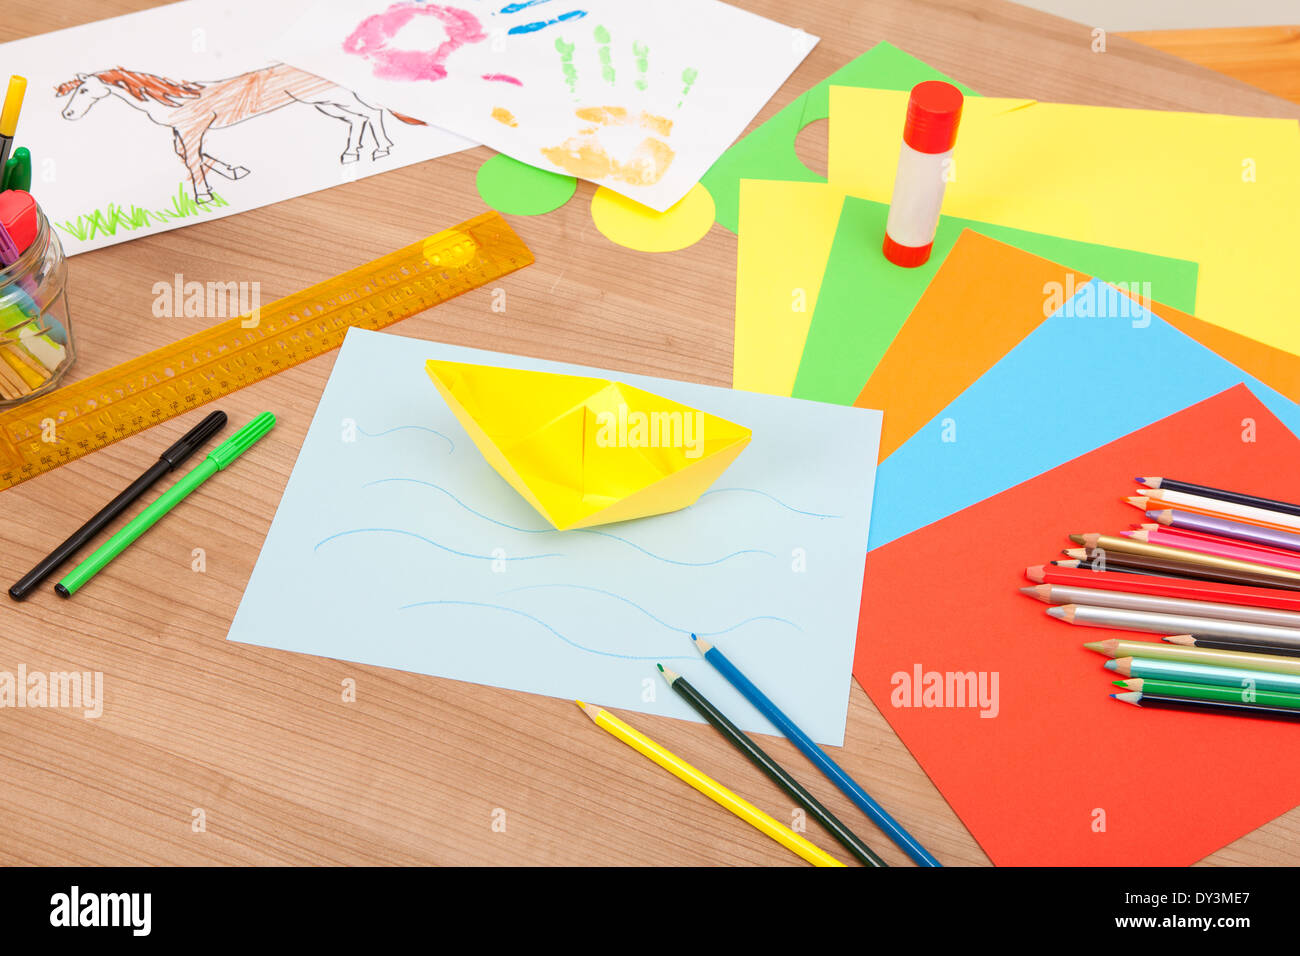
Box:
(55, 64, 425, 204)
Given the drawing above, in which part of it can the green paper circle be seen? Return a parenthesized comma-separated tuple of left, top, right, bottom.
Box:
(476, 154, 577, 216)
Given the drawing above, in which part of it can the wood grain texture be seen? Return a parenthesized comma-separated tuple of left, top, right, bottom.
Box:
(1, 0, 1298, 867)
(1123, 26, 1300, 105)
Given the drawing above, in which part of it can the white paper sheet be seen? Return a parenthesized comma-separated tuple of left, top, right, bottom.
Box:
(0, 0, 472, 255)
(268, 0, 818, 210)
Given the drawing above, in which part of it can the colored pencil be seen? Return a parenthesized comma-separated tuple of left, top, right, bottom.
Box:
(1105, 656, 1300, 694)
(1149, 508, 1300, 554)
(1127, 527, 1300, 573)
(691, 634, 940, 867)
(1083, 636, 1300, 674)
(1138, 477, 1300, 519)
(656, 665, 885, 867)
(1115, 677, 1300, 710)
(1055, 604, 1300, 649)
(1022, 583, 1300, 630)
(1058, 552, 1300, 591)
(1026, 563, 1300, 611)
(1164, 634, 1300, 659)
(1111, 690, 1300, 723)
(575, 701, 844, 867)
(1134, 523, 1300, 566)
(1134, 488, 1300, 532)
(1126, 495, 1300, 536)
(1068, 532, 1300, 582)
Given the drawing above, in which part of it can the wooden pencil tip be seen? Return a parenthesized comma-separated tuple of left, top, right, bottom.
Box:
(1025, 564, 1046, 583)
(1164, 634, 1195, 645)
(658, 664, 679, 684)
(691, 633, 713, 654)
(1131, 529, 1151, 542)
(1138, 477, 1159, 488)
(1082, 533, 1101, 548)
(1083, 641, 1105, 654)
(575, 700, 600, 722)
(1063, 548, 1088, 559)
(1154, 509, 1173, 525)
(1125, 495, 1149, 508)
(1068, 533, 1085, 545)
(1055, 559, 1082, 568)
(1114, 691, 1142, 705)
(1108, 658, 1134, 677)
(1047, 604, 1077, 622)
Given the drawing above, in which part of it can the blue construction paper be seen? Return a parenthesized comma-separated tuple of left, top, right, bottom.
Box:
(228, 328, 883, 747)
(869, 279, 1300, 550)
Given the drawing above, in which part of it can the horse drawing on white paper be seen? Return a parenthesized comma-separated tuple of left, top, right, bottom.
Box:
(55, 64, 427, 203)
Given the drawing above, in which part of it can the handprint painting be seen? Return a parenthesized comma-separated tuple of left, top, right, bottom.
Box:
(273, 0, 818, 209)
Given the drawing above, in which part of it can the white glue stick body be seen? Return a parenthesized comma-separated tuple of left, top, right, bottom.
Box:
(882, 81, 964, 268)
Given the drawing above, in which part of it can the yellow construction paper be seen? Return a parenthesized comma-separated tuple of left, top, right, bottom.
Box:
(590, 182, 716, 253)
(827, 87, 1300, 357)
(732, 180, 844, 394)
(425, 359, 751, 530)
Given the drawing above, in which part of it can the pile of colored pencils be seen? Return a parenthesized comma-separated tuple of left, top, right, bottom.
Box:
(1024, 475, 1300, 723)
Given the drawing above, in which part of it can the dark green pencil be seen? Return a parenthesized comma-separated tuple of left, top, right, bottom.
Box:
(657, 663, 886, 867)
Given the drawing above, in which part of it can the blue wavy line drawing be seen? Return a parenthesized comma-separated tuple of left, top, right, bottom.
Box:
(356, 424, 455, 453)
(501, 583, 801, 637)
(314, 528, 560, 561)
(361, 477, 773, 567)
(363, 478, 551, 533)
(697, 487, 840, 519)
(398, 599, 696, 661)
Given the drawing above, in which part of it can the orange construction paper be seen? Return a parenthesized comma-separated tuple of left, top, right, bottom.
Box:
(855, 233, 1300, 460)
(854, 385, 1300, 866)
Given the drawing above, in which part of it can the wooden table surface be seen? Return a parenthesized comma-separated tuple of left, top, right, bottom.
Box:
(2, 0, 1298, 867)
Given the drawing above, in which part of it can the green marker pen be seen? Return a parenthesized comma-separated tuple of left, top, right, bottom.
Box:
(56, 412, 276, 597)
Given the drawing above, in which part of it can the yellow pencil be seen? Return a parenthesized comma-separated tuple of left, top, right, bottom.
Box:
(576, 700, 844, 867)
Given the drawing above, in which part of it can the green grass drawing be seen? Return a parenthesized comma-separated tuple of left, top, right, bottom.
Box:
(56, 182, 231, 242)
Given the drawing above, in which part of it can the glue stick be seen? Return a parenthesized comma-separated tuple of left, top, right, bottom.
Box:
(881, 81, 964, 268)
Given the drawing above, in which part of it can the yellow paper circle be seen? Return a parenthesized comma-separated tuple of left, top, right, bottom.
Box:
(590, 183, 716, 253)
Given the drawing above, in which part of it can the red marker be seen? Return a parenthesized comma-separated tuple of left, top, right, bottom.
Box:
(882, 81, 963, 268)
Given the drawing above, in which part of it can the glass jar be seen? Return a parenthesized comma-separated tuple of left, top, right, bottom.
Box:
(0, 205, 74, 406)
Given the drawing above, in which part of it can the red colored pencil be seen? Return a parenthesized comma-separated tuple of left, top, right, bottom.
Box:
(1024, 564, 1300, 613)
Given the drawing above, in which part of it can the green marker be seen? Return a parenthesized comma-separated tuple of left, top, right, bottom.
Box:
(56, 412, 276, 597)
(2, 146, 30, 191)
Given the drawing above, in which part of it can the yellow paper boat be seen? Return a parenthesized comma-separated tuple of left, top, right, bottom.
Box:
(426, 360, 752, 530)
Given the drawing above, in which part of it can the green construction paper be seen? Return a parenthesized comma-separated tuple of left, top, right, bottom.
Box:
(699, 42, 976, 233)
(791, 195, 1201, 405)
(475, 153, 577, 216)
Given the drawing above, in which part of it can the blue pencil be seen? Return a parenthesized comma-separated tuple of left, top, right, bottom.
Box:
(692, 633, 941, 867)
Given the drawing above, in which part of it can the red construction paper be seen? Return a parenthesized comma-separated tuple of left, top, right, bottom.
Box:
(854, 385, 1300, 866)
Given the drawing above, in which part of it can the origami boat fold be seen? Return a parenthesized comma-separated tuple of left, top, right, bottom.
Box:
(426, 360, 752, 530)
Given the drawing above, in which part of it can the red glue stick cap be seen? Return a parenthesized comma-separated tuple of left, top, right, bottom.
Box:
(902, 81, 964, 154)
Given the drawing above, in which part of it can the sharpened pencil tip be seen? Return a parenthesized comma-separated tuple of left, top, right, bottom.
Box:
(658, 664, 679, 684)
(1025, 564, 1046, 583)
(655, 663, 663, 672)
(1103, 659, 1118, 671)
(1046, 606, 1066, 620)
(1083, 641, 1104, 653)
(576, 700, 601, 722)
(691, 633, 713, 654)
(1068, 533, 1085, 545)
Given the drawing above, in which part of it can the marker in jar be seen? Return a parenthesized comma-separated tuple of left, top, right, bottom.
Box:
(881, 81, 964, 268)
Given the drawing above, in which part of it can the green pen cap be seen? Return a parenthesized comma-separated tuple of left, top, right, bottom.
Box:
(210, 412, 275, 469)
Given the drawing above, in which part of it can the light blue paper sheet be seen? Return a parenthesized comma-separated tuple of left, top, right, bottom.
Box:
(228, 328, 883, 746)
(869, 279, 1300, 550)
